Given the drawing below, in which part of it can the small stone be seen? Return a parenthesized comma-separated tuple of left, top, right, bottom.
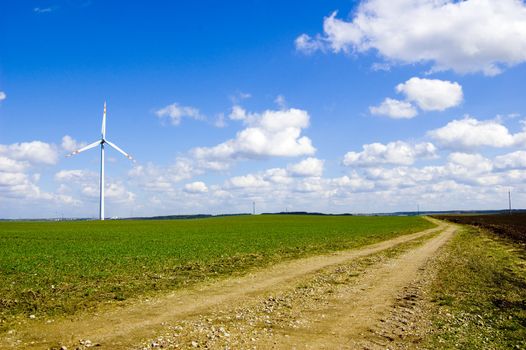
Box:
(60, 346, 67, 350)
(191, 341, 198, 348)
(79, 339, 93, 347)
(29, 314, 36, 319)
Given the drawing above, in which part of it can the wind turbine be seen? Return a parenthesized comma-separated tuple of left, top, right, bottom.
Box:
(66, 102, 134, 220)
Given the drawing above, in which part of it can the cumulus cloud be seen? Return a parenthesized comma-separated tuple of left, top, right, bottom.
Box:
(357, 149, 521, 191)
(226, 157, 325, 192)
(0, 92, 6, 101)
(0, 140, 61, 203)
(369, 98, 417, 119)
(262, 168, 293, 185)
(0, 156, 28, 173)
(184, 181, 208, 193)
(396, 78, 463, 111)
(330, 173, 375, 192)
(295, 34, 326, 54)
(228, 105, 248, 121)
(227, 174, 270, 189)
(55, 169, 95, 183)
(428, 117, 519, 149)
(0, 172, 43, 199)
(297, 0, 526, 75)
(495, 150, 526, 169)
(55, 168, 135, 204)
(287, 157, 324, 177)
(447, 152, 494, 177)
(192, 106, 315, 161)
(370, 77, 462, 118)
(343, 141, 437, 167)
(128, 158, 200, 192)
(81, 181, 135, 203)
(61, 135, 87, 153)
(155, 102, 205, 126)
(0, 141, 58, 165)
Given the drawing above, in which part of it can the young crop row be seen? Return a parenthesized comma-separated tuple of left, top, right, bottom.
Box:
(0, 215, 433, 330)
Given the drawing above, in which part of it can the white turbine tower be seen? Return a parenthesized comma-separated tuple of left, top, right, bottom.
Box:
(66, 102, 134, 220)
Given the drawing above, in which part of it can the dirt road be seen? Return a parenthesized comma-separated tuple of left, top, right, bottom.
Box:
(0, 219, 455, 349)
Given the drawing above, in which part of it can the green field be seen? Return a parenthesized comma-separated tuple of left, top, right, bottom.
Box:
(0, 215, 433, 329)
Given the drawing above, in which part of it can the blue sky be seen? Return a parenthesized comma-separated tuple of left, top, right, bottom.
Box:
(1, 0, 526, 218)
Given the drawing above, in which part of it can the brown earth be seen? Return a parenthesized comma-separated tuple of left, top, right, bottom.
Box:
(0, 218, 455, 350)
(433, 213, 526, 243)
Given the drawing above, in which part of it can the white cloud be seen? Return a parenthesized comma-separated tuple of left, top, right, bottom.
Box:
(155, 103, 205, 126)
(229, 91, 252, 104)
(55, 168, 135, 204)
(0, 92, 6, 101)
(298, 0, 526, 75)
(55, 169, 95, 183)
(34, 7, 54, 13)
(428, 117, 516, 149)
(262, 168, 293, 185)
(369, 98, 417, 119)
(495, 150, 526, 169)
(355, 150, 517, 190)
(128, 158, 200, 192)
(396, 78, 463, 111)
(79, 181, 135, 203)
(228, 174, 270, 189)
(61, 135, 87, 153)
(343, 141, 437, 167)
(0, 141, 58, 165)
(228, 105, 248, 121)
(0, 140, 64, 205)
(288, 157, 324, 177)
(295, 34, 326, 54)
(0, 171, 43, 199)
(371, 78, 462, 119)
(275, 95, 287, 109)
(192, 107, 315, 161)
(224, 158, 325, 194)
(184, 181, 209, 194)
(330, 174, 375, 192)
(0, 156, 28, 172)
(214, 114, 227, 128)
(447, 152, 494, 177)
(293, 177, 325, 194)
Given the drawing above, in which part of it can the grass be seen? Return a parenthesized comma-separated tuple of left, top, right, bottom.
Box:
(425, 226, 526, 349)
(0, 215, 433, 330)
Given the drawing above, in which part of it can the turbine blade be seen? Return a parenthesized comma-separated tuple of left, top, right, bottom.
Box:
(101, 101, 107, 138)
(65, 140, 101, 157)
(105, 140, 134, 161)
